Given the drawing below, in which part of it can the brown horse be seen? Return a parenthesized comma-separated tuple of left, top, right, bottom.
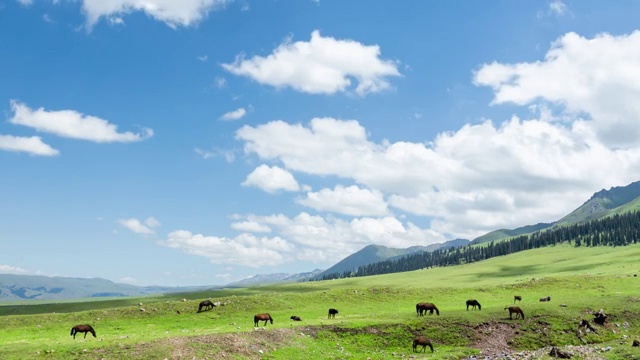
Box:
(254, 313, 273, 327)
(290, 315, 302, 321)
(416, 302, 440, 316)
(514, 295, 522, 303)
(70, 324, 96, 339)
(412, 336, 434, 353)
(466, 299, 481, 310)
(328, 308, 339, 319)
(505, 306, 525, 319)
(197, 300, 215, 313)
(539, 295, 551, 302)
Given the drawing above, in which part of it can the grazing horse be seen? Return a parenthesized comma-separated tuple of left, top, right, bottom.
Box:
(505, 306, 525, 320)
(290, 315, 302, 321)
(70, 324, 96, 339)
(197, 300, 215, 313)
(328, 308, 339, 319)
(412, 336, 434, 353)
(416, 302, 440, 316)
(539, 295, 551, 302)
(254, 313, 273, 327)
(466, 299, 481, 310)
(514, 295, 522, 303)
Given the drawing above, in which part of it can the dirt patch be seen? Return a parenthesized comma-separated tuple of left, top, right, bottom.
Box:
(470, 322, 519, 357)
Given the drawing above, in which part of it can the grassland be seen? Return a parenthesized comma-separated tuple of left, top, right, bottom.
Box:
(1, 244, 640, 359)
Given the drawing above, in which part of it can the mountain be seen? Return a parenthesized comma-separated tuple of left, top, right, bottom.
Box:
(0, 274, 209, 302)
(226, 269, 324, 287)
(314, 239, 470, 279)
(472, 180, 640, 245)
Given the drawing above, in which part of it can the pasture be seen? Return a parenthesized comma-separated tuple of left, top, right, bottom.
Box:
(1, 244, 640, 359)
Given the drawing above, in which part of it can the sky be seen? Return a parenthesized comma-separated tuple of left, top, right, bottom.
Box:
(2, 0, 640, 287)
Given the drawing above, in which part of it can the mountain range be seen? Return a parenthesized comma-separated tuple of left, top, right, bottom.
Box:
(3, 180, 640, 301)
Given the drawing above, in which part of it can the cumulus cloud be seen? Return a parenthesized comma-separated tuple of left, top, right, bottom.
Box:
(0, 134, 59, 156)
(297, 185, 389, 216)
(222, 30, 400, 96)
(0, 265, 28, 274)
(80, 0, 228, 29)
(549, 0, 568, 16)
(9, 101, 153, 143)
(236, 113, 640, 240)
(119, 217, 161, 235)
(242, 164, 300, 193)
(474, 31, 640, 148)
(219, 107, 247, 121)
(231, 221, 272, 233)
(160, 230, 294, 267)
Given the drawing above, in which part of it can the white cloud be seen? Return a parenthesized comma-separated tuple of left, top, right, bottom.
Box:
(222, 30, 401, 96)
(160, 230, 294, 267)
(0, 134, 59, 156)
(80, 0, 229, 29)
(197, 55, 208, 62)
(242, 164, 300, 193)
(0, 265, 28, 274)
(119, 217, 161, 235)
(9, 100, 153, 143)
(236, 113, 640, 240)
(231, 221, 272, 233)
(16, 0, 32, 7)
(219, 107, 247, 121)
(549, 0, 568, 16)
(297, 185, 389, 216)
(119, 276, 137, 284)
(214, 77, 226, 88)
(473, 31, 640, 148)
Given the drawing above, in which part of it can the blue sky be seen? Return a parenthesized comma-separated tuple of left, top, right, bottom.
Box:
(2, 0, 640, 287)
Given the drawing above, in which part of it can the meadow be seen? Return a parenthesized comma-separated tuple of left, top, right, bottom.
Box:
(1, 243, 639, 359)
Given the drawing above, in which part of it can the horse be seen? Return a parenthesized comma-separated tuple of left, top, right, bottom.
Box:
(290, 315, 302, 321)
(539, 295, 551, 302)
(328, 308, 339, 319)
(416, 302, 440, 316)
(70, 324, 96, 339)
(514, 295, 522, 303)
(197, 300, 215, 313)
(253, 313, 273, 327)
(505, 306, 525, 320)
(412, 336, 434, 353)
(466, 299, 481, 310)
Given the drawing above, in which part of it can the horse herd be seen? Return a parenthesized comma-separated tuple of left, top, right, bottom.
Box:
(69, 295, 548, 354)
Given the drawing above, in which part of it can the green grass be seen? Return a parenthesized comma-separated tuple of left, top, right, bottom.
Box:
(2, 244, 640, 359)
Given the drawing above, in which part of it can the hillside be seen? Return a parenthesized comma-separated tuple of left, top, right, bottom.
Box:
(226, 269, 324, 287)
(0, 274, 208, 301)
(315, 239, 469, 279)
(472, 180, 640, 244)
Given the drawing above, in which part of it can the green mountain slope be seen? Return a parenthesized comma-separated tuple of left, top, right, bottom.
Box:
(472, 180, 640, 244)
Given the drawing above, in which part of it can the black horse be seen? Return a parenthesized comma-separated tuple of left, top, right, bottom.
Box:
(412, 336, 434, 353)
(70, 324, 96, 339)
(416, 302, 440, 316)
(466, 299, 481, 310)
(539, 295, 551, 302)
(197, 300, 215, 313)
(290, 315, 302, 321)
(254, 313, 273, 326)
(514, 295, 522, 303)
(328, 308, 339, 319)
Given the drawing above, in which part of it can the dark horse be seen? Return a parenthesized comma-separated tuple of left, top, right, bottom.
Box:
(416, 302, 440, 316)
(70, 324, 96, 339)
(254, 313, 273, 327)
(328, 308, 339, 319)
(466, 299, 481, 310)
(290, 315, 302, 321)
(514, 295, 522, 303)
(197, 300, 215, 313)
(412, 336, 434, 353)
(505, 306, 525, 320)
(539, 295, 551, 302)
